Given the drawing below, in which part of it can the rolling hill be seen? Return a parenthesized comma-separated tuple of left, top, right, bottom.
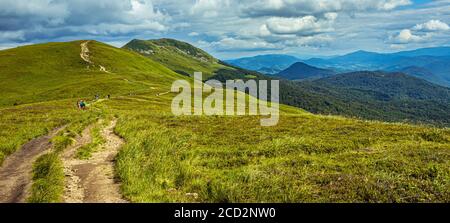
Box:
(296, 71, 450, 125)
(277, 62, 336, 80)
(0, 40, 449, 203)
(0, 40, 185, 107)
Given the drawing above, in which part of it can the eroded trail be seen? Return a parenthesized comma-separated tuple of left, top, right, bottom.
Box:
(80, 41, 92, 64)
(0, 127, 64, 203)
(80, 41, 111, 73)
(63, 120, 127, 203)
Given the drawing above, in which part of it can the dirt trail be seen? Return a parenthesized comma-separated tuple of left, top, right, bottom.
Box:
(80, 41, 93, 64)
(63, 120, 127, 203)
(0, 127, 64, 203)
(80, 41, 111, 73)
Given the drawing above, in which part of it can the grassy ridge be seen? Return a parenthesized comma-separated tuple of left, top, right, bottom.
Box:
(0, 41, 185, 107)
(123, 38, 227, 78)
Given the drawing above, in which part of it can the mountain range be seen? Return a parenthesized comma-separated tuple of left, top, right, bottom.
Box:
(228, 47, 450, 87)
(305, 47, 450, 87)
(225, 54, 301, 74)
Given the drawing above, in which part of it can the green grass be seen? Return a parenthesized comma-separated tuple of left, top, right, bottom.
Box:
(0, 100, 99, 166)
(76, 120, 107, 159)
(100, 93, 450, 203)
(28, 153, 65, 203)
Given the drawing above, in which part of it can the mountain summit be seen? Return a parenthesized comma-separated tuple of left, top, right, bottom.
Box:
(277, 62, 336, 80)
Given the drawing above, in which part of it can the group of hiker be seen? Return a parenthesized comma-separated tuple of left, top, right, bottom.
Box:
(77, 94, 110, 110)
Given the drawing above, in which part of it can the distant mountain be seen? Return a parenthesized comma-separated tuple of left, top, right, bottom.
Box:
(277, 62, 336, 80)
(304, 50, 400, 71)
(225, 54, 301, 74)
(304, 47, 450, 87)
(392, 47, 450, 57)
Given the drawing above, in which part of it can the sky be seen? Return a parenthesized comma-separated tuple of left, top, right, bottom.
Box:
(0, 0, 449, 59)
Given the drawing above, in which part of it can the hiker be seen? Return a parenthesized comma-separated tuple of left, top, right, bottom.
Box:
(79, 100, 86, 110)
(107, 94, 110, 99)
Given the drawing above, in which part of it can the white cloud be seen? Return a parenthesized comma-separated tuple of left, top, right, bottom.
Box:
(284, 35, 333, 47)
(190, 0, 230, 18)
(188, 32, 200, 36)
(264, 14, 336, 36)
(240, 0, 412, 17)
(379, 0, 411, 10)
(203, 37, 281, 52)
(413, 20, 450, 32)
(0, 30, 25, 41)
(390, 29, 427, 44)
(389, 19, 449, 45)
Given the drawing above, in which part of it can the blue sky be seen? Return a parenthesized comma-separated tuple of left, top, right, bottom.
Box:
(0, 0, 449, 59)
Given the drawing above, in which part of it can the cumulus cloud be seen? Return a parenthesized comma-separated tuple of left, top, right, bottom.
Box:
(264, 13, 337, 36)
(413, 20, 449, 32)
(390, 29, 427, 44)
(389, 19, 449, 44)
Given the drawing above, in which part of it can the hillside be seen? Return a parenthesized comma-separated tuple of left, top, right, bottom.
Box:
(0, 40, 449, 203)
(0, 40, 185, 107)
(123, 38, 226, 78)
(296, 71, 450, 125)
(225, 54, 301, 74)
(277, 62, 336, 80)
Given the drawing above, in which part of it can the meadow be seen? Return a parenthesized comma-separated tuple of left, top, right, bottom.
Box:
(105, 92, 449, 202)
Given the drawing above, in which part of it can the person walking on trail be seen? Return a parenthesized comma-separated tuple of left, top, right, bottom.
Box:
(79, 100, 86, 110)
